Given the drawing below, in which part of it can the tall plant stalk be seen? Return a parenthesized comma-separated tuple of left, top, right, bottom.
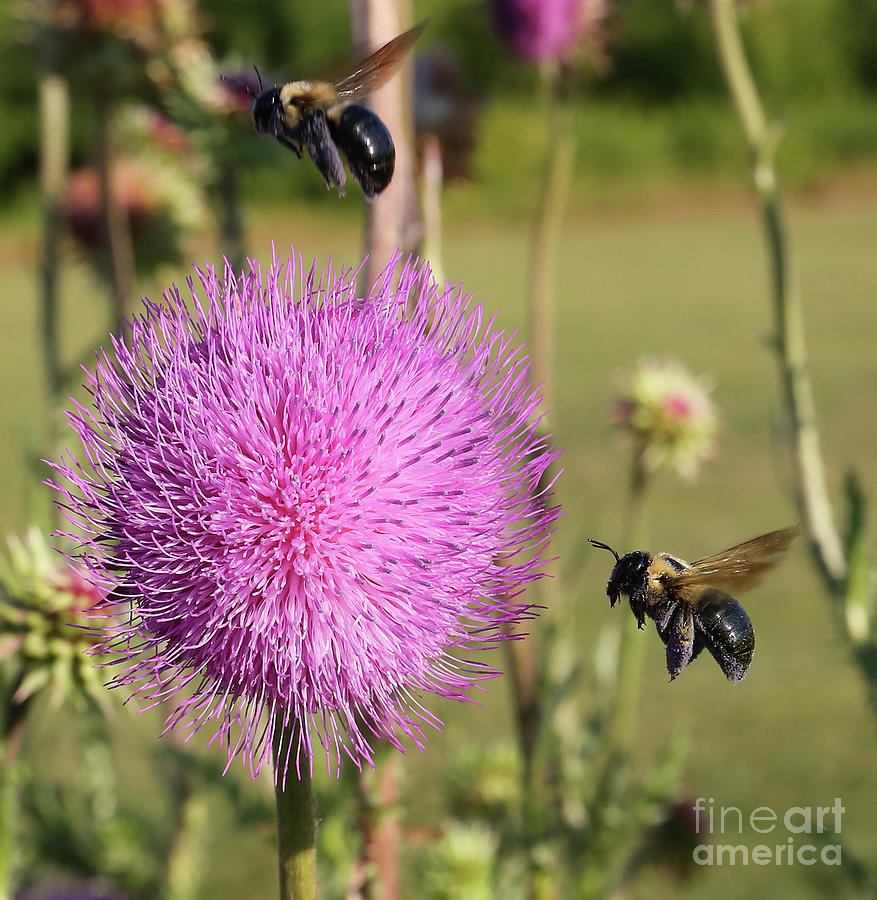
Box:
(95, 97, 136, 335)
(37, 71, 70, 528)
(607, 454, 650, 755)
(707, 0, 845, 590)
(528, 64, 575, 419)
(273, 715, 316, 900)
(38, 73, 69, 429)
(707, 0, 877, 711)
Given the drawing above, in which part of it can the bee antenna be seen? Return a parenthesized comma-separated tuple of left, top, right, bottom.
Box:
(254, 64, 264, 93)
(588, 539, 619, 562)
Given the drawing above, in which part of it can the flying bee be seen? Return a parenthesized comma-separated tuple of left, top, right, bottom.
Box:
(251, 23, 425, 199)
(589, 528, 798, 683)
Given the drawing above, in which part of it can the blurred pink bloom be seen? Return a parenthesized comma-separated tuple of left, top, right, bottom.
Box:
(613, 358, 718, 479)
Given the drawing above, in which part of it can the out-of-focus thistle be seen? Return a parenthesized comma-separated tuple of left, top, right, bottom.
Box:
(445, 744, 521, 826)
(414, 51, 482, 183)
(19, 0, 208, 97)
(418, 822, 498, 900)
(0, 528, 112, 719)
(64, 107, 206, 274)
(489, 0, 612, 68)
(612, 358, 718, 482)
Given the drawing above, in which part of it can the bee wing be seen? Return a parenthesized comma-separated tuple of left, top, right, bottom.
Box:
(332, 22, 425, 100)
(674, 527, 798, 600)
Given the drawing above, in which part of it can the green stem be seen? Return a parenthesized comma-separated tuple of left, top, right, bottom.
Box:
(707, 0, 846, 594)
(95, 96, 135, 336)
(584, 457, 650, 876)
(0, 693, 28, 900)
(38, 73, 68, 408)
(528, 64, 575, 421)
(273, 715, 316, 900)
(165, 792, 210, 900)
(0, 756, 15, 900)
(38, 71, 70, 527)
(608, 456, 650, 754)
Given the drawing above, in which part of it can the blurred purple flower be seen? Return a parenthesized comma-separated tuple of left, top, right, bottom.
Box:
(52, 251, 561, 776)
(489, 0, 610, 65)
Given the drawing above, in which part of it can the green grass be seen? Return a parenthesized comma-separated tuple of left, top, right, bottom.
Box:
(3, 176, 877, 897)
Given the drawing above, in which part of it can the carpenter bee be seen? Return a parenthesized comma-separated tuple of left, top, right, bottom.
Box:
(251, 23, 425, 198)
(589, 528, 798, 683)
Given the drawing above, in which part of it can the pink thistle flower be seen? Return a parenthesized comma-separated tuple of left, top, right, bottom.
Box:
(52, 251, 561, 777)
(613, 357, 718, 480)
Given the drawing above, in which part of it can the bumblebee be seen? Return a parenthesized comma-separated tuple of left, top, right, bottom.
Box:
(589, 528, 798, 683)
(251, 23, 425, 199)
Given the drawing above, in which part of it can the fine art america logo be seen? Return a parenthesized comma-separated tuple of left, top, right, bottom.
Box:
(693, 797, 845, 866)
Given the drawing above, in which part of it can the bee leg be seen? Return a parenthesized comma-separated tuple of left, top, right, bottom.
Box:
(629, 584, 649, 629)
(654, 599, 677, 634)
(299, 111, 347, 196)
(665, 605, 695, 681)
(276, 134, 303, 158)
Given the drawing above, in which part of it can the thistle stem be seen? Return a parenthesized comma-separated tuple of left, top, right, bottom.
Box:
(95, 96, 136, 335)
(36, 71, 70, 527)
(0, 756, 15, 900)
(38, 73, 68, 417)
(528, 64, 575, 420)
(707, 0, 846, 593)
(609, 455, 650, 754)
(273, 716, 316, 900)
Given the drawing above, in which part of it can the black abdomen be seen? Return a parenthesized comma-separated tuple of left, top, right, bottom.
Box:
(328, 105, 395, 199)
(696, 589, 755, 683)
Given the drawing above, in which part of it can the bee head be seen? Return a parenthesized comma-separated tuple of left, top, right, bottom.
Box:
(589, 540, 651, 608)
(606, 551, 652, 606)
(252, 87, 284, 136)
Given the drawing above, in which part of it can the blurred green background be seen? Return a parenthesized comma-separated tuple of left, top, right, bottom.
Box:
(2, 0, 877, 897)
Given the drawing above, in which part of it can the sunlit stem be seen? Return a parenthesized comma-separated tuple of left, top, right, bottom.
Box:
(349, 0, 419, 292)
(707, 0, 846, 594)
(420, 134, 445, 287)
(273, 715, 316, 900)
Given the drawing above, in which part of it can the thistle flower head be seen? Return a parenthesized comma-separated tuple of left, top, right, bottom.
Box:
(53, 251, 561, 776)
(0, 528, 111, 712)
(489, 0, 612, 65)
(64, 138, 205, 273)
(612, 358, 718, 479)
